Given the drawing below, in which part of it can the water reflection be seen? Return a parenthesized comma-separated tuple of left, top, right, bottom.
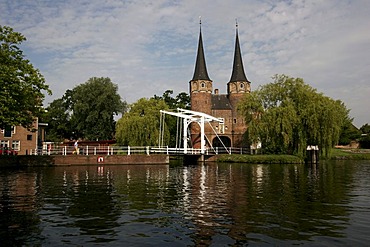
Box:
(0, 161, 369, 246)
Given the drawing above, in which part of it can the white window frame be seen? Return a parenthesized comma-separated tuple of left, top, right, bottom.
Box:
(1, 140, 9, 148)
(12, 140, 20, 151)
(1, 126, 16, 137)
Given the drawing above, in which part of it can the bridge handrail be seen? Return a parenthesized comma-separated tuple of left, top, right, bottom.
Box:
(28, 145, 251, 156)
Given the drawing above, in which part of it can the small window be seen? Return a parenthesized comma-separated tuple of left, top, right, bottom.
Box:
(1, 140, 9, 147)
(12, 140, 20, 151)
(4, 126, 14, 138)
(234, 119, 237, 124)
(201, 83, 205, 88)
(27, 135, 33, 141)
(240, 83, 244, 88)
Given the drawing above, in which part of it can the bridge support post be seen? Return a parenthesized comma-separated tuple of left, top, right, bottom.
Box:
(183, 118, 188, 154)
(200, 116, 205, 155)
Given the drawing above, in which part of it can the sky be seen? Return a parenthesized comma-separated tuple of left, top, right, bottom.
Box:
(1, 0, 369, 127)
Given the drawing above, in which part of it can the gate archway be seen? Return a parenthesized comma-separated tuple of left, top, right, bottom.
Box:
(213, 136, 231, 148)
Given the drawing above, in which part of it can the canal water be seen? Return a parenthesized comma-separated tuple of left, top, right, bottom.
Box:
(1, 160, 369, 246)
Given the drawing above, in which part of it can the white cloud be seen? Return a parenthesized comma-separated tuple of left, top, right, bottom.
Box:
(1, 0, 369, 127)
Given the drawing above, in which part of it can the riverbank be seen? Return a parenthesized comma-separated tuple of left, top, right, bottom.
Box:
(215, 154, 304, 164)
(330, 148, 370, 160)
(214, 148, 370, 164)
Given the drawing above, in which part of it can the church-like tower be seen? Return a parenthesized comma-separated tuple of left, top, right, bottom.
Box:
(189, 21, 251, 148)
(227, 22, 251, 147)
(189, 20, 213, 116)
(228, 22, 251, 95)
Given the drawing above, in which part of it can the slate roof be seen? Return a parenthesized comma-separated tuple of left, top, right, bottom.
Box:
(191, 23, 211, 81)
(212, 94, 232, 110)
(229, 25, 250, 83)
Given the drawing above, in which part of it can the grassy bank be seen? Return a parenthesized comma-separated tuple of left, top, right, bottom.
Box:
(215, 149, 370, 163)
(330, 148, 370, 160)
(216, 154, 303, 164)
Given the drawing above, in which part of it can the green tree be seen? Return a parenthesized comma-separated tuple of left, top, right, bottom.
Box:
(68, 77, 126, 140)
(115, 97, 170, 146)
(0, 25, 51, 129)
(238, 75, 351, 158)
(338, 122, 361, 145)
(359, 123, 370, 148)
(41, 98, 72, 142)
(360, 123, 370, 134)
(153, 90, 190, 110)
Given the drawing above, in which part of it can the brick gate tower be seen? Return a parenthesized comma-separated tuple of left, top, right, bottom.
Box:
(189, 21, 251, 148)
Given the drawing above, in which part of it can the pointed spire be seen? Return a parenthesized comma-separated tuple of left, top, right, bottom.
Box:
(229, 20, 249, 83)
(192, 17, 211, 81)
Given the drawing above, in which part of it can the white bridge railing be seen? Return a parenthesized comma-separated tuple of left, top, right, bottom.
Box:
(29, 146, 250, 156)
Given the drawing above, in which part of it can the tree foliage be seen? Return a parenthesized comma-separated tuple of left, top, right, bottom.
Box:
(43, 77, 126, 141)
(115, 98, 170, 146)
(0, 25, 51, 129)
(238, 75, 351, 158)
(42, 98, 71, 142)
(153, 90, 190, 110)
(359, 123, 370, 148)
(70, 77, 126, 140)
(360, 124, 370, 135)
(338, 122, 361, 145)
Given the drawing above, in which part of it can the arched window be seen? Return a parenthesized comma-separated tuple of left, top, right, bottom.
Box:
(201, 82, 205, 88)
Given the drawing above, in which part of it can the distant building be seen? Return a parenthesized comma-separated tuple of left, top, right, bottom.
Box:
(190, 22, 251, 148)
(0, 119, 48, 155)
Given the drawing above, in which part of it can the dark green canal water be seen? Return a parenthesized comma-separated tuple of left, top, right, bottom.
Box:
(1, 160, 369, 246)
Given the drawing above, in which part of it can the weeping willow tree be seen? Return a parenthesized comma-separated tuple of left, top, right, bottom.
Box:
(115, 98, 170, 146)
(238, 75, 351, 158)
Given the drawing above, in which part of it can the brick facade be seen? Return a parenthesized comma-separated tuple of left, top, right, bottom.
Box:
(189, 24, 250, 148)
(0, 119, 47, 155)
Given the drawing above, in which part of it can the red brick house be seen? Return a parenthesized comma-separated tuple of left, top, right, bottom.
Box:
(0, 119, 47, 155)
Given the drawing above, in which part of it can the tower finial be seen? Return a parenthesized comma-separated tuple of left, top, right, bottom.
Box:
(235, 18, 238, 29)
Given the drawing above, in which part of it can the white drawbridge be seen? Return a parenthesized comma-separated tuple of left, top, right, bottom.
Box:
(159, 108, 229, 155)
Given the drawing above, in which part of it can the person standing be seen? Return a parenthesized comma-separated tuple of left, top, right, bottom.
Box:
(74, 140, 79, 155)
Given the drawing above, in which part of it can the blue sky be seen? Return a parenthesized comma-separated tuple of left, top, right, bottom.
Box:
(1, 0, 369, 127)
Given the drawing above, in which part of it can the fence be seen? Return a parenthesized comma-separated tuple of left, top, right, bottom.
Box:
(27, 145, 252, 156)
